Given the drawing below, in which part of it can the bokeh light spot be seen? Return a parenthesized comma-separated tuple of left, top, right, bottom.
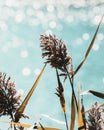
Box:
(76, 38, 83, 45)
(2, 46, 9, 53)
(34, 68, 41, 76)
(82, 33, 89, 40)
(92, 15, 102, 25)
(47, 5, 54, 12)
(15, 11, 25, 23)
(45, 30, 53, 35)
(97, 33, 104, 41)
(56, 24, 63, 31)
(66, 15, 74, 23)
(17, 89, 24, 96)
(0, 21, 8, 31)
(92, 44, 99, 51)
(22, 68, 31, 76)
(20, 51, 28, 58)
(49, 21, 56, 28)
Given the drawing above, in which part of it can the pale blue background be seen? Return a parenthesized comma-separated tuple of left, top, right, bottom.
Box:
(0, 0, 104, 129)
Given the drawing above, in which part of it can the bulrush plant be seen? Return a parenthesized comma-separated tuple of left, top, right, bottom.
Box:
(0, 72, 22, 129)
(81, 101, 104, 130)
(40, 15, 104, 130)
(40, 34, 76, 130)
(55, 69, 68, 130)
(0, 65, 61, 130)
(0, 15, 103, 130)
(86, 102, 104, 130)
(40, 34, 72, 72)
(0, 72, 21, 118)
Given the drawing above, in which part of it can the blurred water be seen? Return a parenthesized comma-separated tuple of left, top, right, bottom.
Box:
(0, 0, 104, 129)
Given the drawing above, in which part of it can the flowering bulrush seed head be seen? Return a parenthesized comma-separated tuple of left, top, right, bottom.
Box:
(0, 72, 21, 118)
(86, 102, 104, 130)
(40, 34, 72, 72)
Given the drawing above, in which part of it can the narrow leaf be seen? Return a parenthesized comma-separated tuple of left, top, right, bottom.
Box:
(78, 85, 85, 130)
(39, 122, 45, 130)
(37, 127, 61, 130)
(89, 90, 104, 99)
(56, 69, 66, 113)
(74, 15, 104, 75)
(56, 69, 68, 130)
(81, 97, 86, 129)
(70, 93, 76, 130)
(15, 64, 46, 122)
(37, 122, 61, 130)
(0, 120, 31, 128)
(0, 120, 61, 130)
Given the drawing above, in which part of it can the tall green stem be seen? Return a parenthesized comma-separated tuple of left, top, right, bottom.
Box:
(10, 113, 17, 130)
(64, 112, 69, 130)
(65, 68, 78, 111)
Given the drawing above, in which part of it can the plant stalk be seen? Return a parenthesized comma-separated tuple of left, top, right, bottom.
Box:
(64, 112, 69, 130)
(10, 113, 17, 130)
(65, 68, 78, 111)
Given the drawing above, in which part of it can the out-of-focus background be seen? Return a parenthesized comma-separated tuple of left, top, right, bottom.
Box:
(0, 0, 104, 129)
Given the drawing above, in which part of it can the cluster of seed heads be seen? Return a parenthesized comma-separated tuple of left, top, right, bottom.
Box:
(0, 72, 21, 117)
(40, 34, 72, 72)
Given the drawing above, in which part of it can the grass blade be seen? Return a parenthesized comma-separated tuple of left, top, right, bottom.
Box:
(39, 122, 45, 130)
(55, 69, 68, 130)
(74, 15, 104, 75)
(15, 64, 46, 122)
(0, 120, 31, 128)
(89, 90, 104, 99)
(70, 93, 76, 130)
(81, 96, 86, 129)
(78, 85, 85, 130)
(56, 69, 66, 113)
(37, 127, 61, 130)
(0, 120, 61, 129)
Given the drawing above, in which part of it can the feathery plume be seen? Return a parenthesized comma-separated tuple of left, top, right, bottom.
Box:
(40, 34, 71, 72)
(86, 102, 104, 130)
(0, 72, 21, 118)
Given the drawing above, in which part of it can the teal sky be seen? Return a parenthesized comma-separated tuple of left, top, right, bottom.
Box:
(0, 0, 104, 129)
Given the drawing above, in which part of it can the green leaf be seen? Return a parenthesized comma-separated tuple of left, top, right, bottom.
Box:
(37, 127, 61, 130)
(0, 120, 61, 130)
(78, 85, 85, 130)
(74, 15, 104, 75)
(70, 93, 76, 130)
(89, 90, 104, 99)
(56, 69, 66, 113)
(15, 64, 46, 122)
(0, 120, 31, 128)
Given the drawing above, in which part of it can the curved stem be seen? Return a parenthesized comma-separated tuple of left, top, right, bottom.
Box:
(65, 68, 78, 111)
(10, 113, 17, 130)
(64, 112, 69, 130)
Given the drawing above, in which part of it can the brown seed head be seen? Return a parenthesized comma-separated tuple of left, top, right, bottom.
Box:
(40, 34, 72, 72)
(87, 102, 103, 130)
(0, 72, 21, 117)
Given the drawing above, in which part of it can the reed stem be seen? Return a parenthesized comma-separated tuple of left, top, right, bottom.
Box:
(65, 68, 78, 111)
(64, 112, 69, 130)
